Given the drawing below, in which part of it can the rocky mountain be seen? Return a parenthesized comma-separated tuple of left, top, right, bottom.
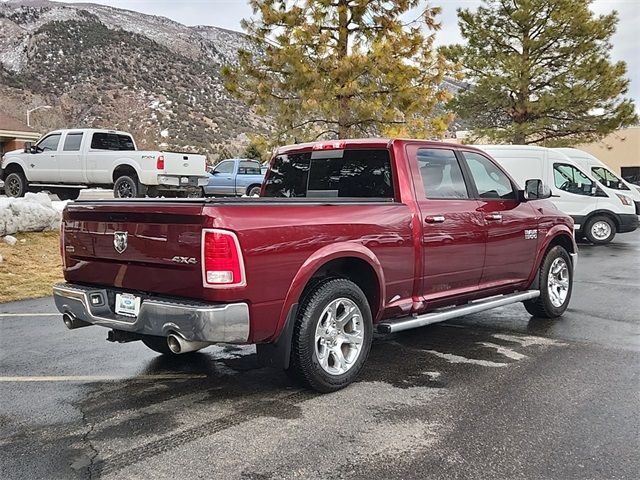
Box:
(0, 0, 267, 157)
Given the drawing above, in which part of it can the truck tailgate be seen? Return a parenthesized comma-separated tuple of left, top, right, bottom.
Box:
(63, 202, 206, 298)
(161, 151, 207, 176)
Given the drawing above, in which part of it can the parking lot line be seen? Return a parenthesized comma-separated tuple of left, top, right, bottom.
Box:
(0, 313, 59, 317)
(0, 374, 208, 382)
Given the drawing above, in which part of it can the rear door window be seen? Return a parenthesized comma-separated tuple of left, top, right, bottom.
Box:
(63, 133, 83, 151)
(36, 134, 61, 152)
(417, 148, 469, 199)
(264, 149, 394, 198)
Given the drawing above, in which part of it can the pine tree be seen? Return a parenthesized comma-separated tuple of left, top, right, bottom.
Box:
(443, 0, 637, 145)
(223, 0, 454, 142)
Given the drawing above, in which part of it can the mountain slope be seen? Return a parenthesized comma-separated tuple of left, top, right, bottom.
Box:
(0, 0, 265, 156)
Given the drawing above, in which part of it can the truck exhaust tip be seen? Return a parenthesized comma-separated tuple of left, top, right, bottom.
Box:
(62, 312, 91, 330)
(166, 334, 209, 354)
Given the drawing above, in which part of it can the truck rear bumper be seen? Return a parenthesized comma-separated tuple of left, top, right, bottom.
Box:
(157, 175, 208, 188)
(53, 283, 250, 344)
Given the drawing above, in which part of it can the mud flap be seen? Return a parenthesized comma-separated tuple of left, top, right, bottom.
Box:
(256, 304, 298, 369)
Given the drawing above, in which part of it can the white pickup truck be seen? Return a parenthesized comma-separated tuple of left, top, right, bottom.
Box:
(0, 128, 208, 199)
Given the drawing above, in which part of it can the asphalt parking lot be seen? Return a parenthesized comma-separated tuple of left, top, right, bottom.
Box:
(1, 232, 639, 480)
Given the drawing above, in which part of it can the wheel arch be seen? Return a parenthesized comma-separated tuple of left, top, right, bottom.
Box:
(528, 226, 576, 288)
(582, 209, 621, 232)
(1, 160, 27, 180)
(277, 243, 385, 339)
(245, 183, 262, 195)
(111, 162, 141, 183)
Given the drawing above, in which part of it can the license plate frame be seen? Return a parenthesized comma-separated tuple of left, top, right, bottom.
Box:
(115, 293, 141, 318)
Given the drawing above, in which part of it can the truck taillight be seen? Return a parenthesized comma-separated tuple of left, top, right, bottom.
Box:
(59, 221, 66, 269)
(201, 229, 246, 287)
(156, 155, 165, 170)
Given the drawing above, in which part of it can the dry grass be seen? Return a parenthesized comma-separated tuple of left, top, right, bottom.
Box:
(0, 231, 64, 303)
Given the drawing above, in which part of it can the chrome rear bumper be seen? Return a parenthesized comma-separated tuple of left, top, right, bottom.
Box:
(53, 283, 250, 343)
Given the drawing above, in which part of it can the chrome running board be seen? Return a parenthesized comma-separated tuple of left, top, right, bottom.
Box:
(377, 290, 540, 334)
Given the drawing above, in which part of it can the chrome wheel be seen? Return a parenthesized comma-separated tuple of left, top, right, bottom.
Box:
(591, 220, 612, 241)
(547, 257, 569, 308)
(314, 298, 364, 376)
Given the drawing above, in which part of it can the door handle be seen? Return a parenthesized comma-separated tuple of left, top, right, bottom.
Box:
(485, 214, 503, 221)
(425, 215, 445, 223)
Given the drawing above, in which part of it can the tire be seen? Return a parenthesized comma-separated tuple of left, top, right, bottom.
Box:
(141, 335, 175, 355)
(4, 171, 28, 197)
(524, 245, 573, 318)
(56, 189, 81, 201)
(247, 185, 261, 197)
(584, 215, 616, 245)
(113, 175, 141, 198)
(286, 278, 373, 393)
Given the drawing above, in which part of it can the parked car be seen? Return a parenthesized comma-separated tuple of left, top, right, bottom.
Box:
(554, 147, 640, 216)
(474, 145, 638, 245)
(53, 138, 577, 392)
(0, 128, 208, 199)
(204, 158, 264, 197)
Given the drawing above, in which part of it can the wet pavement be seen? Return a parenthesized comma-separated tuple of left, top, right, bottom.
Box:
(1, 232, 639, 479)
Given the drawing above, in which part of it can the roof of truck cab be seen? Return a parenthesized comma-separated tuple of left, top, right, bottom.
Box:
(41, 128, 132, 136)
(276, 138, 481, 155)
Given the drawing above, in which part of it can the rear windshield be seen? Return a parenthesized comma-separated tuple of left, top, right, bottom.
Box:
(238, 160, 262, 175)
(91, 133, 135, 151)
(264, 149, 394, 199)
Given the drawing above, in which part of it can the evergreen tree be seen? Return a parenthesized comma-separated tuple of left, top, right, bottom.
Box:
(224, 0, 453, 142)
(443, 0, 637, 145)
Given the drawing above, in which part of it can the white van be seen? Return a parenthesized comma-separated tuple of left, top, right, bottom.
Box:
(474, 145, 639, 245)
(554, 148, 640, 216)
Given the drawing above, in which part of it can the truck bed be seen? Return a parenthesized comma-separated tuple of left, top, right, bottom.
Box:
(62, 197, 414, 342)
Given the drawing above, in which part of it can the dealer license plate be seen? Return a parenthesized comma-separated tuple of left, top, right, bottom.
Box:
(115, 293, 141, 318)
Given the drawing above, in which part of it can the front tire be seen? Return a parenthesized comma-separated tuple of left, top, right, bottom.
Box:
(584, 215, 616, 244)
(113, 175, 141, 198)
(287, 278, 373, 393)
(4, 171, 28, 197)
(524, 245, 573, 318)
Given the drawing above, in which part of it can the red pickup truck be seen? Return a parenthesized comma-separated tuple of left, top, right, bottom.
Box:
(54, 139, 577, 392)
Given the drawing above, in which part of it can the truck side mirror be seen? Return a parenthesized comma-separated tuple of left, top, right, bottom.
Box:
(23, 142, 32, 153)
(523, 179, 551, 200)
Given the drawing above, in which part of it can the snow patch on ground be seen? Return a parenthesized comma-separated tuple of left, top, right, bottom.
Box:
(0, 193, 62, 236)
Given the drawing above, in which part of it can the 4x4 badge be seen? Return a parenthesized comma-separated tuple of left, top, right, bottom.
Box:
(524, 229, 538, 240)
(114, 231, 128, 254)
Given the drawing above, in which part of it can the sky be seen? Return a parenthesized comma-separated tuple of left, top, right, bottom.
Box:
(58, 0, 639, 107)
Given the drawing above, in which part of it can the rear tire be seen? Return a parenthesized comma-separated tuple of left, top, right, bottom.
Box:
(4, 171, 28, 197)
(113, 175, 141, 198)
(141, 335, 175, 355)
(286, 278, 373, 393)
(584, 215, 616, 244)
(524, 245, 573, 318)
(247, 185, 261, 197)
